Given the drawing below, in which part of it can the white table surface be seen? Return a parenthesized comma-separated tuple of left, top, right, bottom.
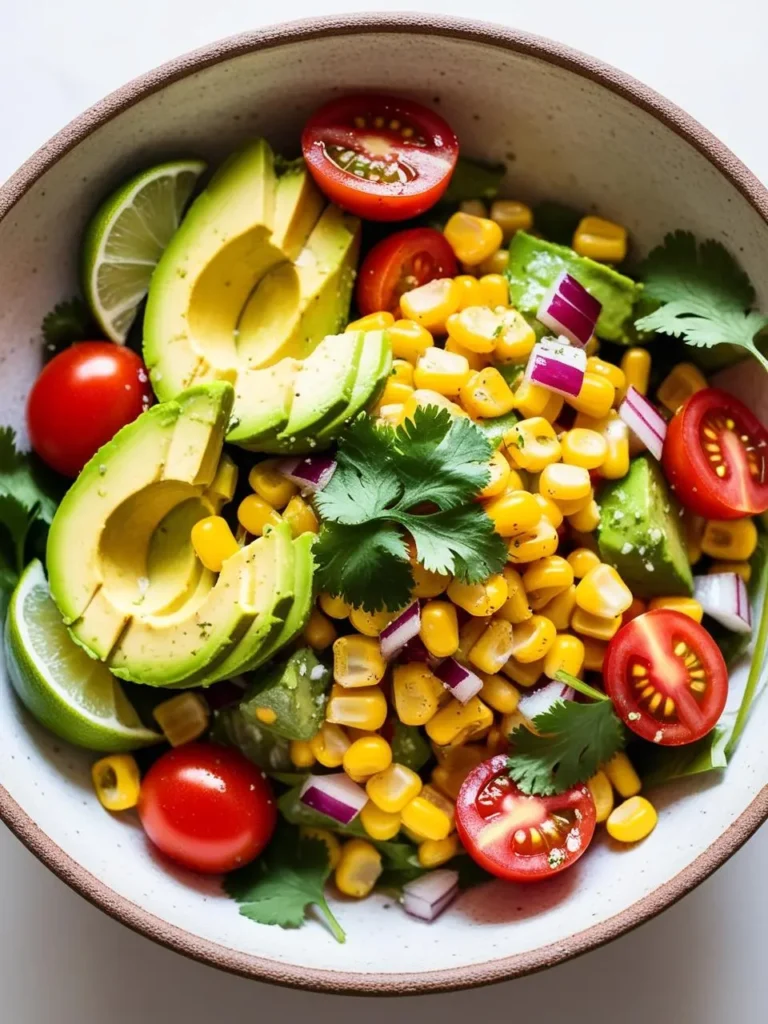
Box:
(2, 1, 766, 1020)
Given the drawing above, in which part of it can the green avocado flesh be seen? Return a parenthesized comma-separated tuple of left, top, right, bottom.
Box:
(505, 231, 642, 344)
(597, 455, 693, 598)
(239, 647, 331, 742)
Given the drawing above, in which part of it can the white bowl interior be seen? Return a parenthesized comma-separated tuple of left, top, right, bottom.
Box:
(1, 26, 767, 986)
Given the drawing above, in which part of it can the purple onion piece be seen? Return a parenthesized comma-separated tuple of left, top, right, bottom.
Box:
(435, 658, 483, 704)
(525, 338, 586, 398)
(402, 869, 460, 921)
(558, 272, 602, 321)
(536, 272, 601, 348)
(380, 601, 421, 660)
(618, 386, 667, 460)
(278, 455, 337, 493)
(517, 680, 576, 721)
(299, 773, 367, 825)
(397, 634, 432, 664)
(694, 574, 752, 634)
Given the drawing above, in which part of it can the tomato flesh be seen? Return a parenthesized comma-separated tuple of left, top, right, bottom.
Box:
(302, 95, 459, 221)
(604, 610, 728, 746)
(456, 755, 596, 882)
(662, 388, 768, 519)
(356, 227, 458, 316)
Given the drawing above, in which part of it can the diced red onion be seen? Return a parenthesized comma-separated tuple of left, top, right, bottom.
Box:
(536, 272, 601, 348)
(278, 455, 337, 493)
(694, 573, 752, 634)
(380, 601, 421, 660)
(299, 773, 367, 824)
(517, 680, 575, 720)
(619, 386, 667, 461)
(397, 634, 432, 663)
(435, 658, 483, 704)
(403, 869, 459, 922)
(525, 337, 586, 398)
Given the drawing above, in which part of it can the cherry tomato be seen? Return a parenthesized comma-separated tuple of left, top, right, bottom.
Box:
(604, 610, 728, 746)
(356, 228, 458, 316)
(456, 754, 596, 882)
(138, 743, 277, 874)
(302, 94, 459, 221)
(662, 388, 768, 519)
(27, 342, 153, 477)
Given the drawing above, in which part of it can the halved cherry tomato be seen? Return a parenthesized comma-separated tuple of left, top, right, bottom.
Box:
(302, 94, 459, 221)
(604, 610, 728, 746)
(456, 754, 596, 882)
(356, 228, 458, 316)
(662, 388, 768, 519)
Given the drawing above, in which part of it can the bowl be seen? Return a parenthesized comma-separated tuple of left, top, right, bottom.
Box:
(1, 12, 766, 995)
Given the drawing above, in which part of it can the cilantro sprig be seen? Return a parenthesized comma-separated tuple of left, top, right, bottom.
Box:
(314, 407, 508, 611)
(41, 297, 99, 362)
(634, 231, 768, 372)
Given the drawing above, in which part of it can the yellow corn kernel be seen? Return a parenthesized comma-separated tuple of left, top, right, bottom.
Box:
(444, 212, 503, 266)
(573, 215, 628, 263)
(237, 495, 282, 538)
(506, 518, 559, 564)
(478, 274, 509, 308)
(530, 493, 562, 529)
(543, 633, 585, 679)
(349, 605, 397, 638)
(522, 555, 574, 610)
(585, 336, 600, 356)
(539, 463, 591, 505)
(566, 372, 616, 418)
(335, 838, 383, 898)
(360, 801, 401, 841)
(252, 706, 278, 726)
(393, 663, 443, 726)
(284, 495, 319, 538)
(191, 515, 239, 572)
(304, 608, 337, 651)
(420, 783, 456, 828)
(376, 378, 415, 409)
(586, 356, 626, 392)
(248, 460, 298, 509)
(497, 566, 532, 624)
(571, 606, 622, 640)
(453, 273, 485, 309)
(333, 635, 387, 687)
(319, 592, 352, 620)
(483, 489, 541, 537)
(567, 548, 602, 578)
(469, 619, 515, 674)
(459, 199, 488, 218)
(300, 827, 342, 868)
(479, 450, 511, 499)
(682, 510, 704, 566)
(460, 368, 516, 418)
(490, 199, 534, 241)
(620, 347, 651, 397)
(709, 560, 752, 583)
(418, 835, 461, 868)
(153, 692, 209, 747)
(309, 722, 350, 768)
(657, 362, 707, 413)
(448, 574, 508, 616)
(604, 751, 642, 798)
(414, 347, 472, 397)
(401, 796, 452, 841)
(456, 615, 491, 661)
(648, 596, 704, 622)
(510, 380, 551, 419)
(554, 490, 593, 517)
(290, 740, 316, 769)
(560, 428, 608, 470)
(431, 746, 487, 798)
(411, 561, 451, 598)
(601, 417, 630, 479)
(583, 636, 608, 671)
(377, 403, 405, 427)
(446, 305, 503, 354)
(505, 417, 562, 473)
(539, 584, 577, 631)
(568, 499, 601, 533)
(326, 685, 388, 731)
(509, 614, 556, 663)
(587, 770, 614, 823)
(502, 655, 544, 688)
(420, 600, 460, 658)
(575, 564, 633, 618)
(400, 278, 461, 333)
(494, 312, 538, 363)
(478, 248, 509, 276)
(92, 754, 141, 812)
(445, 335, 490, 372)
(606, 796, 658, 843)
(479, 672, 520, 713)
(389, 318, 434, 363)
(426, 696, 494, 747)
(701, 518, 758, 562)
(391, 359, 415, 386)
(346, 310, 395, 333)
(343, 735, 393, 779)
(366, 763, 423, 813)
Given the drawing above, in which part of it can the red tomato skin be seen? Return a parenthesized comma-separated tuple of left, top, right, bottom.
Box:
(138, 743, 277, 875)
(456, 755, 596, 882)
(27, 342, 153, 478)
(356, 228, 458, 316)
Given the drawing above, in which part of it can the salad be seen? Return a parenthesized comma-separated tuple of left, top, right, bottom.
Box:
(3, 92, 768, 942)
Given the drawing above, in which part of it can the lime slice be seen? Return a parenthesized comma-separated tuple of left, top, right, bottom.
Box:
(82, 159, 206, 343)
(5, 561, 162, 751)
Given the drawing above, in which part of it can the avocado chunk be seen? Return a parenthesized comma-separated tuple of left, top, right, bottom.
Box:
(210, 705, 293, 772)
(240, 647, 331, 741)
(281, 331, 364, 441)
(248, 531, 315, 672)
(505, 231, 641, 344)
(597, 455, 693, 598)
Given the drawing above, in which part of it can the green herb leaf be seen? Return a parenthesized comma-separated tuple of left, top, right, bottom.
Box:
(314, 520, 414, 612)
(390, 721, 432, 772)
(507, 699, 625, 795)
(41, 297, 98, 361)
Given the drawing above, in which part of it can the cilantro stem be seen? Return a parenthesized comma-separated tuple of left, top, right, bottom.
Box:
(725, 572, 768, 759)
(315, 898, 346, 944)
(555, 670, 610, 702)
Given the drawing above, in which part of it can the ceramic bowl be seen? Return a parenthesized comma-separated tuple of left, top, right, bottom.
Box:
(0, 12, 766, 995)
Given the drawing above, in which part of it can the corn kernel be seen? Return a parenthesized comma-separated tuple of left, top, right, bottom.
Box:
(349, 605, 398, 637)
(456, 616, 491, 661)
(418, 835, 461, 868)
(401, 796, 452, 841)
(431, 747, 486, 799)
(376, 378, 415, 409)
(310, 722, 350, 768)
(426, 696, 494, 747)
(445, 335, 490, 372)
(560, 428, 608, 470)
(333, 635, 387, 687)
(459, 199, 487, 218)
(497, 566, 532, 624)
(531, 493, 563, 529)
(335, 838, 383, 897)
(153, 692, 209, 746)
(501, 655, 544, 688)
(567, 548, 601, 578)
(494, 312, 538, 363)
(346, 310, 395, 333)
(469, 619, 515, 674)
(343, 735, 393, 779)
(582, 637, 608, 671)
(506, 518, 559, 564)
(420, 783, 456, 828)
(248, 460, 298, 509)
(366, 763, 423, 813)
(446, 305, 503, 354)
(477, 248, 509, 276)
(573, 216, 627, 263)
(701, 518, 758, 562)
(300, 827, 342, 868)
(360, 801, 401, 841)
(460, 367, 516, 419)
(414, 347, 472, 397)
(587, 771, 614, 823)
(575, 564, 633, 618)
(484, 489, 541, 537)
(500, 709, 533, 737)
(452, 273, 484, 309)
(479, 450, 512, 499)
(411, 562, 451, 598)
(448, 574, 508, 616)
(420, 600, 460, 658)
(400, 278, 461, 333)
(254, 706, 277, 725)
(620, 348, 651, 397)
(606, 796, 658, 843)
(304, 608, 337, 651)
(568, 499, 601, 533)
(237, 495, 282, 538)
(543, 633, 585, 679)
(554, 490, 594, 517)
(657, 362, 707, 412)
(538, 584, 577, 630)
(479, 672, 520, 713)
(393, 663, 443, 726)
(389, 359, 414, 387)
(565, 372, 615, 418)
(92, 754, 141, 812)
(290, 740, 316, 769)
(504, 417, 562, 473)
(389, 318, 434, 363)
(522, 555, 574, 610)
(539, 464, 590, 505)
(191, 515, 239, 572)
(604, 751, 642, 797)
(444, 212, 503, 266)
(509, 614, 556, 663)
(490, 199, 534, 241)
(709, 560, 751, 583)
(478, 274, 509, 308)
(326, 686, 388, 731)
(586, 356, 626, 392)
(648, 596, 704, 622)
(571, 607, 623, 640)
(319, 592, 352, 619)
(377, 403, 405, 427)
(601, 416, 630, 479)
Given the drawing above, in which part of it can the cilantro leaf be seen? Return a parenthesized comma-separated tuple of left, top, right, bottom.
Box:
(314, 520, 413, 612)
(399, 505, 506, 581)
(314, 415, 399, 525)
(0, 428, 59, 525)
(507, 700, 625, 795)
(41, 297, 98, 361)
(635, 232, 768, 372)
(224, 825, 345, 943)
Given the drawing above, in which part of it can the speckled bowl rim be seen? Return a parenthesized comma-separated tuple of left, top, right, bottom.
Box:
(0, 11, 766, 996)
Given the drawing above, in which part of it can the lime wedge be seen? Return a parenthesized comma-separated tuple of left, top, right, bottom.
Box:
(82, 158, 206, 343)
(4, 561, 161, 751)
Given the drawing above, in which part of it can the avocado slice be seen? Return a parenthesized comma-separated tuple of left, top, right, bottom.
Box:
(239, 647, 331, 742)
(248, 531, 315, 672)
(597, 455, 693, 598)
(228, 359, 300, 449)
(279, 331, 364, 441)
(505, 231, 642, 344)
